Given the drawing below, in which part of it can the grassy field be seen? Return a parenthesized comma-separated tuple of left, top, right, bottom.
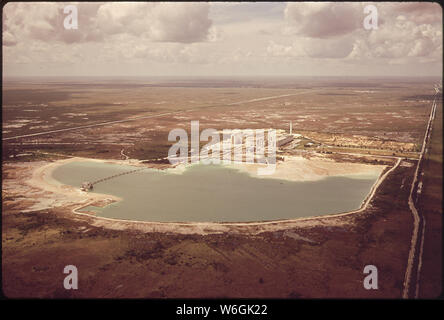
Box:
(417, 97, 442, 298)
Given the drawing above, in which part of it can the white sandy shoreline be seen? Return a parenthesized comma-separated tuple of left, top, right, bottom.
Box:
(26, 157, 122, 210)
(12, 155, 396, 235)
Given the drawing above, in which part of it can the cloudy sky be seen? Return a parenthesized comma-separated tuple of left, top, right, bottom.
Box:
(2, 2, 442, 77)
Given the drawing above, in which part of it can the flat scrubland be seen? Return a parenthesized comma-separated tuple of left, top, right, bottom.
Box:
(2, 77, 441, 298)
(2, 77, 432, 160)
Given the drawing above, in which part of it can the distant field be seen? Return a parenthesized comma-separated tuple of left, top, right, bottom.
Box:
(2, 77, 437, 161)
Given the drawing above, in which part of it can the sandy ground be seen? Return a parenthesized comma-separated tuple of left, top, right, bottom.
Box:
(224, 155, 385, 181)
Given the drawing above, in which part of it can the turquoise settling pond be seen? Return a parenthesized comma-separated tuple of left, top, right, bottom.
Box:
(51, 161, 381, 222)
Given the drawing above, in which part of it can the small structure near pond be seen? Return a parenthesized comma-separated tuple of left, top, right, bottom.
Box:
(81, 182, 93, 191)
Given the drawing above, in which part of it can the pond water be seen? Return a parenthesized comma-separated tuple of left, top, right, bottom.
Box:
(51, 160, 382, 222)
